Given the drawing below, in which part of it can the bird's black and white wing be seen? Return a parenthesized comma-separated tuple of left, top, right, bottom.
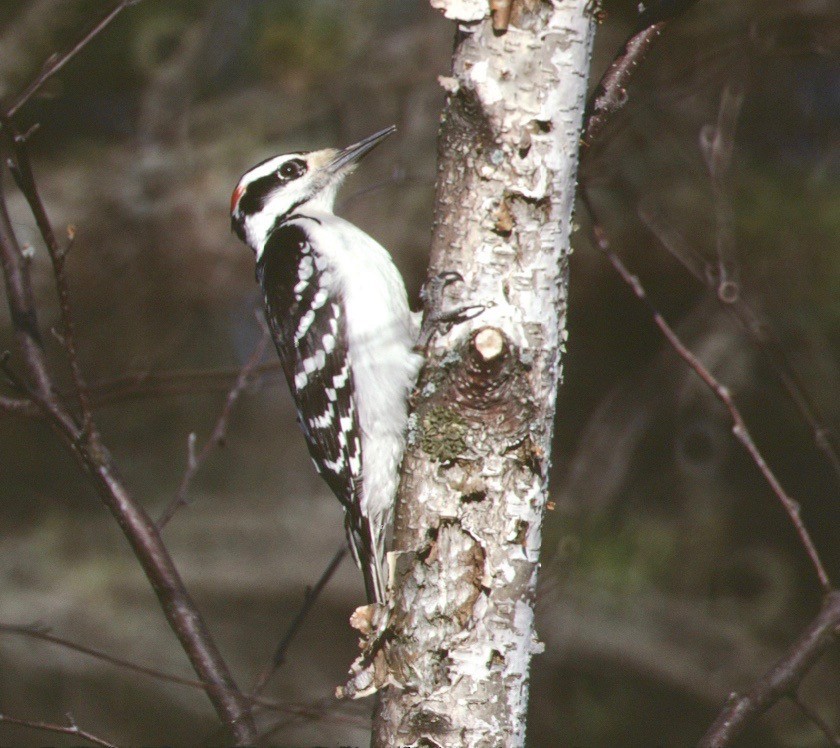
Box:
(257, 223, 382, 600)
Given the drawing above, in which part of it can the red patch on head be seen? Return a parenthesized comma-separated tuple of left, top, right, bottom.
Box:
(230, 184, 245, 214)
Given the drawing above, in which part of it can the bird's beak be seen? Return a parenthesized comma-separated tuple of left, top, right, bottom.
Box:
(327, 125, 396, 176)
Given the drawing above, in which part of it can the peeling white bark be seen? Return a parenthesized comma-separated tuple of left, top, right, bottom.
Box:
(365, 3, 594, 746)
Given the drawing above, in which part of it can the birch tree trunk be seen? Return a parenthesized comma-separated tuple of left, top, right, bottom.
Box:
(368, 1, 594, 745)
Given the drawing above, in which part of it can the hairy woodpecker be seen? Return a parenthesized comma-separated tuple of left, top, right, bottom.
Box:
(231, 126, 422, 603)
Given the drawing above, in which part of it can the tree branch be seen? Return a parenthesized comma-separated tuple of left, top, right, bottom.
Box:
(254, 697, 370, 743)
(250, 545, 348, 698)
(0, 622, 355, 721)
(582, 21, 666, 148)
(157, 327, 271, 529)
(0, 0, 91, 101)
(698, 591, 840, 747)
(0, 621, 222, 692)
(2, 115, 94, 431)
(0, 360, 282, 418)
(638, 202, 840, 489)
(656, 78, 840, 487)
(0, 175, 55, 402)
(3, 0, 141, 119)
(0, 391, 38, 415)
(580, 1, 702, 149)
(0, 712, 116, 748)
(584, 200, 831, 594)
(0, 114, 255, 748)
(790, 693, 840, 747)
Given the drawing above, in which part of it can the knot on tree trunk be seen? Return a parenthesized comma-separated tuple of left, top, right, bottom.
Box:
(419, 326, 535, 460)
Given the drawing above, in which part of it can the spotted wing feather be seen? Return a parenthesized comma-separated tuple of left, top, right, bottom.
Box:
(257, 223, 380, 599)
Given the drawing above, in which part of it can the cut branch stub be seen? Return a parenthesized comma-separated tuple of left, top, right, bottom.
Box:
(416, 327, 535, 463)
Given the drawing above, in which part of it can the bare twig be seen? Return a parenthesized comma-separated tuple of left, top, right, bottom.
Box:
(0, 144, 254, 745)
(0, 362, 283, 418)
(0, 392, 38, 415)
(157, 328, 271, 529)
(4, 0, 141, 119)
(581, 0, 706, 150)
(255, 696, 370, 743)
(0, 621, 217, 691)
(0, 711, 116, 748)
(250, 545, 348, 698)
(584, 197, 831, 594)
(2, 115, 94, 432)
(0, 0, 90, 101)
(581, 22, 666, 148)
(0, 622, 353, 720)
(87, 360, 280, 405)
(699, 83, 745, 303)
(639, 202, 840, 489)
(0, 176, 54, 400)
(698, 591, 840, 747)
(790, 693, 840, 747)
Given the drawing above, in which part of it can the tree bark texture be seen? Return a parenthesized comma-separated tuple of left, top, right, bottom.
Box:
(371, 2, 594, 746)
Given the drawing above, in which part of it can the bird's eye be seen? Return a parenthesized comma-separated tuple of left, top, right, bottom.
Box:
(278, 159, 306, 181)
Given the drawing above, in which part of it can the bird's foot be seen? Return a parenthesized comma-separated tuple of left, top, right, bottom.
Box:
(417, 271, 485, 350)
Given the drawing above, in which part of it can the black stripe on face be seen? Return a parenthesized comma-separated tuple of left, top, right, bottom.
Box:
(237, 172, 281, 217)
(237, 157, 309, 217)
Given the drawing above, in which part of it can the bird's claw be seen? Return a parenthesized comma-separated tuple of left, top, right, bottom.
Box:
(417, 271, 486, 350)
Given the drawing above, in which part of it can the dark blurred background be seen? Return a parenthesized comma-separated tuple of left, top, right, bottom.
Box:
(0, 0, 837, 745)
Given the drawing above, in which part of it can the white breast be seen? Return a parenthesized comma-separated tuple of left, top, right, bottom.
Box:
(294, 212, 423, 520)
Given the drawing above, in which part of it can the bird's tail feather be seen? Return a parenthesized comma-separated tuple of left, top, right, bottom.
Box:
(345, 513, 386, 604)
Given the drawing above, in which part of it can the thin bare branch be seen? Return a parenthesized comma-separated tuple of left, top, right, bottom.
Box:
(4, 0, 142, 119)
(639, 203, 840, 489)
(157, 328, 271, 529)
(790, 693, 840, 747)
(0, 711, 116, 748)
(0, 0, 90, 101)
(2, 115, 94, 431)
(0, 174, 56, 402)
(0, 621, 216, 692)
(250, 545, 348, 698)
(698, 591, 840, 747)
(87, 360, 281, 405)
(699, 83, 745, 303)
(580, 0, 694, 149)
(255, 697, 370, 743)
(0, 392, 38, 415)
(581, 22, 666, 148)
(1, 163, 255, 742)
(0, 361, 283, 419)
(0, 622, 351, 720)
(584, 197, 831, 594)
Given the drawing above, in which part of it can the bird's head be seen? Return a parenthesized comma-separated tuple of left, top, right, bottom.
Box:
(230, 125, 396, 251)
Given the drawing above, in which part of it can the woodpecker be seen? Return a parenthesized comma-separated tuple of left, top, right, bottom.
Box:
(231, 126, 422, 603)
